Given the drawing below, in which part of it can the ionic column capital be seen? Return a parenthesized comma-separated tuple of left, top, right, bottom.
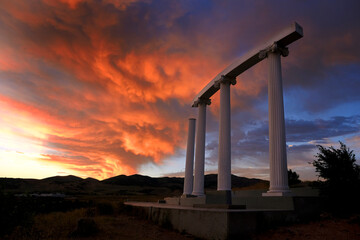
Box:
(259, 42, 289, 59)
(214, 75, 237, 89)
(193, 98, 211, 107)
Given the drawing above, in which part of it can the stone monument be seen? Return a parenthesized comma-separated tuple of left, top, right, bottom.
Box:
(183, 22, 304, 198)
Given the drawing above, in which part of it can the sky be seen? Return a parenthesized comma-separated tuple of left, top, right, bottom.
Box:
(0, 0, 359, 181)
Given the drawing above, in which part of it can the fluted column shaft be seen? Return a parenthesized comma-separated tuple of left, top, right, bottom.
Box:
(183, 118, 196, 195)
(218, 81, 231, 191)
(267, 49, 290, 194)
(192, 102, 207, 196)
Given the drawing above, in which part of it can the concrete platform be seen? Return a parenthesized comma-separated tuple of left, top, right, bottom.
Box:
(124, 189, 321, 240)
(125, 201, 297, 239)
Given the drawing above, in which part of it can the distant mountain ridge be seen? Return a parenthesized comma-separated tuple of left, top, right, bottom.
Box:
(0, 174, 268, 195)
(102, 174, 183, 187)
(101, 174, 267, 189)
(42, 175, 84, 183)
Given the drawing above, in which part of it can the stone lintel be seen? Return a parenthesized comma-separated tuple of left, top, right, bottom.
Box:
(191, 22, 303, 107)
(192, 98, 211, 107)
(214, 75, 237, 89)
(259, 42, 289, 59)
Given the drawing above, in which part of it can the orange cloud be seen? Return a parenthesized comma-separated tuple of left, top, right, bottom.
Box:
(2, 0, 358, 180)
(0, 0, 281, 179)
(0, 12, 211, 177)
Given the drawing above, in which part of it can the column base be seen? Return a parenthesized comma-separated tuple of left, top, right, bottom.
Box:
(262, 190, 292, 197)
(220, 190, 232, 205)
(192, 192, 205, 197)
(181, 194, 197, 198)
(206, 190, 232, 205)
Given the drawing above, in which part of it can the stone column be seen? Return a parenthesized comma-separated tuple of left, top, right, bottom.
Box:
(192, 99, 210, 196)
(216, 76, 236, 193)
(183, 118, 196, 196)
(263, 43, 291, 196)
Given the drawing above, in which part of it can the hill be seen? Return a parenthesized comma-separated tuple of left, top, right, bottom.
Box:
(0, 174, 268, 196)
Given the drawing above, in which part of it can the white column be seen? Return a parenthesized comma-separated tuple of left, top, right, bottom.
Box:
(217, 76, 235, 191)
(192, 100, 208, 196)
(183, 118, 196, 196)
(264, 44, 291, 196)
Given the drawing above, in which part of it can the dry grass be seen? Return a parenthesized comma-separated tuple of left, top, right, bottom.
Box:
(6, 208, 87, 239)
(4, 193, 360, 240)
(4, 200, 196, 240)
(7, 205, 360, 240)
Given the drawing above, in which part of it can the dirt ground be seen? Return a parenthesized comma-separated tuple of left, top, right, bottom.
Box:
(82, 212, 360, 240)
(88, 214, 197, 240)
(251, 214, 360, 240)
(5, 205, 360, 240)
(113, 213, 360, 240)
(5, 209, 196, 240)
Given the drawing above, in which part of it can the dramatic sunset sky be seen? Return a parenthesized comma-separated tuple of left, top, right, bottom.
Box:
(1, 0, 359, 180)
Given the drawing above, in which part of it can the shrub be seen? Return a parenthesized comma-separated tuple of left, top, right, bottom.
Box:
(288, 169, 301, 186)
(311, 142, 360, 213)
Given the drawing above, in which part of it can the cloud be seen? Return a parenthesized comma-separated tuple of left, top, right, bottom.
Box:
(204, 115, 360, 168)
(0, 0, 221, 178)
(0, 0, 359, 179)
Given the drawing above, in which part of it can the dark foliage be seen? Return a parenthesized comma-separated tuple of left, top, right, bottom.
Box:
(96, 202, 114, 215)
(312, 142, 360, 214)
(0, 193, 33, 236)
(0, 193, 88, 237)
(69, 218, 99, 237)
(288, 169, 301, 186)
(0, 173, 269, 236)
